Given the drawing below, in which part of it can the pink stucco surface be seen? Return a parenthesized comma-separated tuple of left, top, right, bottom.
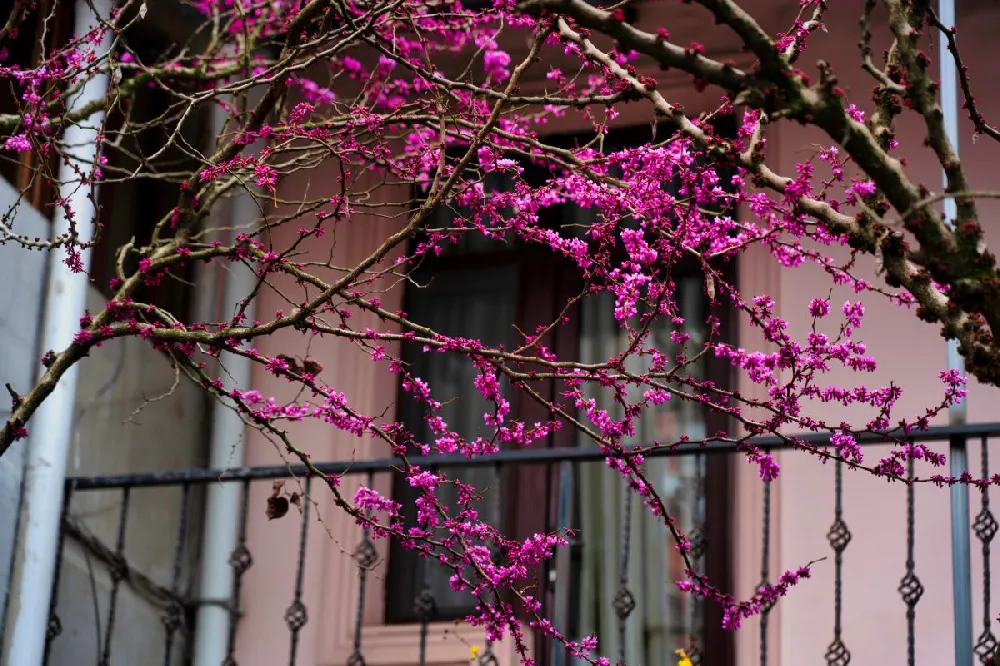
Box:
(233, 1, 1000, 664)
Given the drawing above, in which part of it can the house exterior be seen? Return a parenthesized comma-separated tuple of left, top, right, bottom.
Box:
(2, 1, 1000, 666)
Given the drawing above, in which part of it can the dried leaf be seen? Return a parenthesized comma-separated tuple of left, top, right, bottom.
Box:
(301, 359, 323, 376)
(276, 354, 302, 374)
(266, 495, 290, 520)
(270, 479, 285, 497)
(289, 492, 301, 507)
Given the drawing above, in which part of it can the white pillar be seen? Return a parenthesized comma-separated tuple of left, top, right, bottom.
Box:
(7, 0, 114, 662)
(192, 97, 263, 666)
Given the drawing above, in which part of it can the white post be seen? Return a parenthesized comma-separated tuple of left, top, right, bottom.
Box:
(6, 0, 114, 662)
(936, 2, 973, 665)
(191, 101, 262, 666)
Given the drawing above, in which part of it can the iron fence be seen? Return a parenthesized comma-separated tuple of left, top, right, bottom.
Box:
(41, 421, 1000, 666)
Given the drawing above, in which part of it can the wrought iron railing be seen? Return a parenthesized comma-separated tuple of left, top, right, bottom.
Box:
(39, 422, 1000, 666)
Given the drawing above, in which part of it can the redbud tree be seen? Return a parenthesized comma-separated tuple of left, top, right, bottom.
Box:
(0, 0, 995, 661)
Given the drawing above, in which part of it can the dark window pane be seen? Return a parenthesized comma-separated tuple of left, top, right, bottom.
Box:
(387, 263, 518, 621)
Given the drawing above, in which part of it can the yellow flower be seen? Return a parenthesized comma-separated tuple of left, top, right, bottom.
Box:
(675, 648, 693, 666)
(470, 646, 480, 662)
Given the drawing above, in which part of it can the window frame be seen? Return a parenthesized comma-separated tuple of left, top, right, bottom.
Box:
(384, 121, 738, 665)
(0, 0, 75, 211)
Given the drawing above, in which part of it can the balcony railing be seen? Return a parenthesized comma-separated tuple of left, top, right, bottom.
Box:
(40, 422, 1000, 666)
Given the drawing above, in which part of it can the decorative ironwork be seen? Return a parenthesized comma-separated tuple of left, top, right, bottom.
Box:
(414, 585, 437, 621)
(353, 538, 377, 570)
(760, 464, 773, 666)
(226, 479, 253, 664)
(100, 487, 132, 666)
(478, 464, 503, 666)
(827, 518, 852, 553)
(416, 466, 439, 666)
(688, 526, 708, 561)
(162, 485, 191, 666)
(161, 601, 185, 633)
(415, 583, 436, 666)
(686, 452, 706, 666)
(348, 473, 378, 666)
(825, 639, 850, 666)
(46, 614, 61, 641)
(615, 482, 634, 664)
(900, 456, 921, 666)
(825, 460, 851, 666)
(898, 573, 925, 607)
(612, 585, 636, 618)
(287, 477, 313, 666)
(47, 422, 1000, 666)
(43, 487, 72, 665)
(975, 436, 998, 665)
(230, 544, 253, 574)
(284, 600, 309, 631)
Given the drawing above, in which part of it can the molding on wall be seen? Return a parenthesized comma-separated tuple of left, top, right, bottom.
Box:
(326, 621, 532, 666)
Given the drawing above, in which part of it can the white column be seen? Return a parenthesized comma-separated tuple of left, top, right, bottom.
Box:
(192, 93, 263, 666)
(7, 0, 114, 662)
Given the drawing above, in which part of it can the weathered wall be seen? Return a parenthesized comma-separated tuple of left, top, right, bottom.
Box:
(734, 2, 1000, 665)
(1, 280, 210, 664)
(0, 178, 48, 636)
(222, 1, 1000, 665)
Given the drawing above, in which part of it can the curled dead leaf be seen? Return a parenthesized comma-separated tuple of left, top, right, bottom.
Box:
(266, 495, 290, 520)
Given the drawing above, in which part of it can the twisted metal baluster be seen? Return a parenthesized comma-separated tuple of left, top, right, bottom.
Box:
(285, 477, 312, 666)
(688, 453, 707, 666)
(415, 467, 438, 666)
(825, 460, 851, 666)
(612, 482, 635, 666)
(225, 479, 254, 666)
(974, 436, 998, 664)
(100, 487, 132, 666)
(899, 456, 923, 666)
(162, 484, 191, 666)
(42, 483, 74, 666)
(478, 464, 502, 666)
(759, 473, 773, 666)
(348, 472, 378, 666)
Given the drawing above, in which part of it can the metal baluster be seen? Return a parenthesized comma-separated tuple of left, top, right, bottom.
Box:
(552, 460, 575, 666)
(973, 436, 998, 664)
(162, 484, 191, 666)
(688, 452, 707, 666)
(759, 472, 773, 666)
(226, 479, 254, 666)
(100, 487, 132, 666)
(825, 460, 851, 666)
(415, 466, 438, 666)
(285, 476, 312, 666)
(611, 481, 635, 666)
(42, 483, 74, 666)
(479, 463, 502, 666)
(899, 456, 924, 666)
(348, 472, 378, 666)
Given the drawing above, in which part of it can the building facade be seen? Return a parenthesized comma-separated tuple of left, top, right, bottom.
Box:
(2, 1, 1000, 665)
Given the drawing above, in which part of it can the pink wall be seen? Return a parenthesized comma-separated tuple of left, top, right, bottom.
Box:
(232, 1, 1000, 664)
(736, 2, 1000, 665)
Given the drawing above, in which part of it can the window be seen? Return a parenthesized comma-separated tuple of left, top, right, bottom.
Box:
(89, 28, 209, 322)
(386, 161, 581, 623)
(0, 1, 206, 321)
(0, 0, 74, 210)
(385, 120, 737, 665)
